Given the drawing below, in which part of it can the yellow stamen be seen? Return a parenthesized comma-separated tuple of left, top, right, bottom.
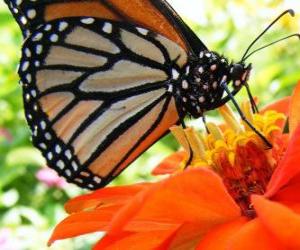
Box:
(206, 122, 224, 141)
(219, 104, 244, 133)
(170, 100, 286, 171)
(184, 127, 206, 160)
(170, 126, 191, 156)
(198, 133, 209, 150)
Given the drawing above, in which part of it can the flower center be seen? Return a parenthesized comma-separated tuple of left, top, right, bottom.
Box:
(171, 101, 286, 217)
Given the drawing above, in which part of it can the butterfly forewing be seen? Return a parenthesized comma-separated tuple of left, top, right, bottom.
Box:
(19, 17, 186, 189)
(5, 0, 206, 53)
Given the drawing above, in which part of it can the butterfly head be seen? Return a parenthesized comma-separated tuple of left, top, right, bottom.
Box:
(228, 62, 252, 91)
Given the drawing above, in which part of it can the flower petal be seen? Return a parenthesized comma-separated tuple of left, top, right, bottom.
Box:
(272, 175, 300, 205)
(266, 124, 300, 197)
(49, 184, 150, 245)
(93, 226, 181, 250)
(252, 195, 300, 249)
(196, 218, 247, 250)
(109, 168, 240, 236)
(289, 81, 300, 134)
(48, 209, 115, 245)
(228, 218, 284, 250)
(152, 151, 186, 175)
(169, 222, 221, 250)
(261, 96, 290, 117)
(65, 183, 149, 213)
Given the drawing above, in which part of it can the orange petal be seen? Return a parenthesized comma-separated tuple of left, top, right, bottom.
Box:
(48, 209, 115, 245)
(266, 124, 300, 197)
(272, 175, 300, 205)
(109, 168, 240, 236)
(65, 183, 149, 213)
(152, 151, 186, 175)
(93, 227, 181, 250)
(252, 195, 300, 249)
(169, 222, 224, 250)
(120, 220, 180, 232)
(93, 231, 132, 250)
(289, 81, 300, 134)
(196, 218, 247, 250)
(261, 96, 290, 116)
(228, 218, 284, 250)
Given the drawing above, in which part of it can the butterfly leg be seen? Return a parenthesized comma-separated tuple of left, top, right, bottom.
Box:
(220, 81, 272, 148)
(202, 115, 209, 134)
(245, 82, 259, 113)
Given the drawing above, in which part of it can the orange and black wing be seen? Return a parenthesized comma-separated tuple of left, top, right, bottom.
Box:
(5, 0, 207, 189)
(5, 0, 207, 54)
(18, 17, 189, 189)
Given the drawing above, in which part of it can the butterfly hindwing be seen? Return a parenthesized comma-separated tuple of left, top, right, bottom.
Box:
(19, 17, 187, 189)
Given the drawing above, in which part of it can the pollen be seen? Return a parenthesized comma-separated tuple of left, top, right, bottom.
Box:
(171, 101, 286, 216)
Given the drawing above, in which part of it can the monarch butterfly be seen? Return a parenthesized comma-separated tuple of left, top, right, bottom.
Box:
(4, 0, 297, 189)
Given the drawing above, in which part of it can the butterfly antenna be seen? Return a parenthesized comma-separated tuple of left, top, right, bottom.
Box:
(241, 9, 295, 61)
(243, 33, 300, 60)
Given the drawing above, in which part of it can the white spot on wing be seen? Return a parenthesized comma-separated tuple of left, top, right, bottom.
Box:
(57, 160, 65, 169)
(136, 27, 148, 35)
(172, 69, 180, 79)
(47, 152, 53, 160)
(50, 34, 59, 42)
(27, 9, 36, 19)
(59, 21, 68, 31)
(44, 24, 52, 31)
(71, 161, 78, 171)
(81, 18, 95, 24)
(94, 176, 101, 184)
(36, 44, 43, 54)
(25, 48, 31, 57)
(26, 74, 32, 83)
(103, 22, 112, 33)
(65, 150, 72, 160)
(21, 61, 29, 71)
(65, 169, 71, 177)
(32, 32, 43, 41)
(55, 145, 61, 154)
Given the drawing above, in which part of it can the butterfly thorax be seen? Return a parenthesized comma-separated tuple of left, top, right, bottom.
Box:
(173, 51, 250, 119)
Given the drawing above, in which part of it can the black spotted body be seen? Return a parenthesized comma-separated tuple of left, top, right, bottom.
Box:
(170, 51, 251, 118)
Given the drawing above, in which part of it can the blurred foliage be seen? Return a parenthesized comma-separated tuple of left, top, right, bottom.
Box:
(0, 0, 299, 249)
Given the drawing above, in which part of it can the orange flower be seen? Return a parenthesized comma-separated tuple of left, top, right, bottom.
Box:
(49, 82, 300, 250)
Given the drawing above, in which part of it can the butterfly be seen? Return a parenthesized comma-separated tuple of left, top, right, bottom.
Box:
(4, 0, 295, 189)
